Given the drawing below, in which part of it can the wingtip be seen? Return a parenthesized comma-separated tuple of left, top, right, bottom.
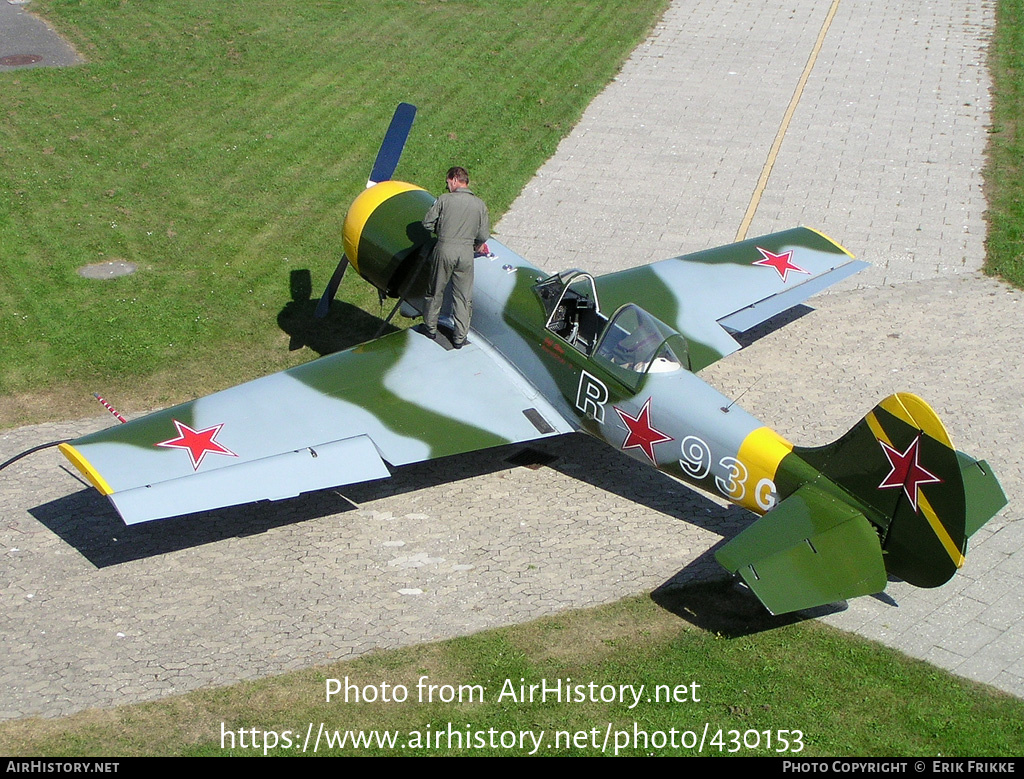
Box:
(59, 442, 115, 496)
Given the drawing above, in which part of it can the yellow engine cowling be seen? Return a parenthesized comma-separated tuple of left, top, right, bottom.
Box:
(342, 181, 436, 298)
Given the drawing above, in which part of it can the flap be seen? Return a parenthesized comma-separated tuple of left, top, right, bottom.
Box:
(108, 435, 390, 524)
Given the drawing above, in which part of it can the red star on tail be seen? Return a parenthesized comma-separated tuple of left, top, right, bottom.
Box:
(614, 398, 673, 464)
(753, 246, 810, 282)
(156, 419, 238, 471)
(877, 435, 942, 512)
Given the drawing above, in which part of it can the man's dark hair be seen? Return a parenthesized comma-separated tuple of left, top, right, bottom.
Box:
(446, 166, 470, 185)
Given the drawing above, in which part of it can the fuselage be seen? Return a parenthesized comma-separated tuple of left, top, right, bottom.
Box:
(464, 238, 799, 517)
(343, 179, 825, 520)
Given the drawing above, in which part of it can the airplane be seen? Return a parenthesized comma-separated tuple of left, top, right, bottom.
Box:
(58, 103, 1007, 615)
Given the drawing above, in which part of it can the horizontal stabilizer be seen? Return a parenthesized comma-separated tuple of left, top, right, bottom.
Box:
(715, 483, 887, 615)
(957, 454, 1007, 539)
(795, 393, 1007, 589)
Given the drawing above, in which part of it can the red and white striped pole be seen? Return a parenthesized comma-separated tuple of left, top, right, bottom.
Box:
(93, 392, 127, 424)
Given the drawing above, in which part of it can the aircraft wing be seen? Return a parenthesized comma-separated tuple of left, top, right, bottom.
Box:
(593, 227, 867, 371)
(60, 330, 574, 524)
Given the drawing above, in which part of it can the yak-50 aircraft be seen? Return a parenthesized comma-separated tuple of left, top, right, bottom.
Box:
(60, 104, 1006, 615)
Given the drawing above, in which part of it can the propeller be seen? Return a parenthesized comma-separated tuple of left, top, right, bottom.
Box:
(367, 102, 417, 187)
(314, 255, 349, 319)
(315, 103, 417, 319)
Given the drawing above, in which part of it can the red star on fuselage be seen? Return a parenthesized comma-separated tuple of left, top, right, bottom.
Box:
(156, 419, 238, 471)
(877, 435, 942, 512)
(614, 398, 673, 464)
(753, 246, 811, 282)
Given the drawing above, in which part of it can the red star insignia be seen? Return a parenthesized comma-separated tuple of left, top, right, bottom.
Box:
(877, 435, 942, 512)
(614, 398, 673, 464)
(156, 419, 238, 470)
(753, 246, 811, 282)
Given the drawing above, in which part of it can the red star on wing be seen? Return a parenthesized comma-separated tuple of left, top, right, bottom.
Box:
(614, 398, 674, 464)
(753, 246, 811, 283)
(155, 419, 238, 471)
(877, 435, 942, 512)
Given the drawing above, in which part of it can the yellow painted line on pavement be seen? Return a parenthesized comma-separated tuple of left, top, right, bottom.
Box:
(735, 0, 843, 242)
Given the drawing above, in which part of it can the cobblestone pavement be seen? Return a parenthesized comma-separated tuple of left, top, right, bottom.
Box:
(2, 0, 1021, 721)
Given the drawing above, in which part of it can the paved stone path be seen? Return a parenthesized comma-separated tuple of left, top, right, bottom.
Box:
(0, 0, 81, 71)
(2, 0, 1021, 721)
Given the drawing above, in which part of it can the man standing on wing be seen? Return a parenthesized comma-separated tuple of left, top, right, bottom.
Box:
(421, 166, 490, 349)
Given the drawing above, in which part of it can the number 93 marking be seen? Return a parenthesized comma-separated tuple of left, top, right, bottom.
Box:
(679, 436, 777, 510)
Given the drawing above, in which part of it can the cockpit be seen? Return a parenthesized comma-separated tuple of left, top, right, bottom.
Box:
(534, 271, 689, 387)
(535, 271, 606, 353)
(593, 303, 685, 374)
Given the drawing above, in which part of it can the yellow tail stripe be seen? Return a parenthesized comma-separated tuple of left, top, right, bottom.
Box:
(865, 412, 964, 567)
(878, 392, 953, 448)
(920, 493, 965, 568)
(58, 443, 114, 496)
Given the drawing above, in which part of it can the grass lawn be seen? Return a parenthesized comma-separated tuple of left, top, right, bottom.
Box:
(986, 0, 1024, 286)
(2, 0, 1022, 760)
(0, 0, 668, 427)
(0, 0, 1018, 424)
(1, 592, 1021, 756)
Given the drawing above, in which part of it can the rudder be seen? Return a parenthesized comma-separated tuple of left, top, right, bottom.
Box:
(795, 393, 1006, 589)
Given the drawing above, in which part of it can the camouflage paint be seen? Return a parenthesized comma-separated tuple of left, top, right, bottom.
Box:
(59, 178, 1005, 614)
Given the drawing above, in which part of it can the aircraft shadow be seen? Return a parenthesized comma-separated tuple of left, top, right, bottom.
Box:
(534, 432, 749, 532)
(35, 443, 528, 568)
(37, 431, 747, 566)
(527, 435, 852, 632)
(276, 268, 400, 356)
(650, 571, 848, 638)
(732, 304, 813, 350)
(36, 434, 849, 630)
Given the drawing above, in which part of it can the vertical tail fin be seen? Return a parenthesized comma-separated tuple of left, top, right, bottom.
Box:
(796, 393, 1006, 588)
(716, 393, 1006, 614)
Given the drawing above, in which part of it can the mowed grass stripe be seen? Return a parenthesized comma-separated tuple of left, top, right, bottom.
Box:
(0, 0, 668, 424)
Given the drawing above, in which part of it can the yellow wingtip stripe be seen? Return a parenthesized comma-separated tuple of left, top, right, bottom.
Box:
(803, 226, 854, 258)
(343, 180, 425, 273)
(58, 443, 114, 496)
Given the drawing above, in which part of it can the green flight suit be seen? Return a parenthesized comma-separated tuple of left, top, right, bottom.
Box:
(422, 187, 490, 345)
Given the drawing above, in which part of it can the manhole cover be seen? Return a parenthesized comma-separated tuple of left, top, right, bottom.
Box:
(0, 54, 42, 66)
(78, 260, 138, 279)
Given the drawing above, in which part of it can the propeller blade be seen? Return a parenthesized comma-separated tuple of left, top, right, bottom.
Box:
(314, 255, 350, 318)
(366, 102, 417, 187)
